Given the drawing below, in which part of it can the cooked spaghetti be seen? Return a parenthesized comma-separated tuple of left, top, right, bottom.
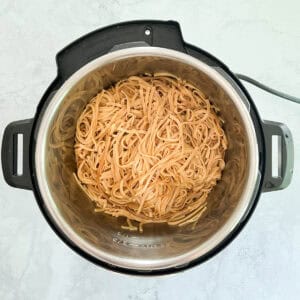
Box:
(74, 74, 227, 231)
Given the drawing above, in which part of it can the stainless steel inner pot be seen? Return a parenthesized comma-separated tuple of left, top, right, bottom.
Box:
(35, 47, 259, 271)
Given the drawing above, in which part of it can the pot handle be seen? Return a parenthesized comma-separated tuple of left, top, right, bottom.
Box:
(1, 119, 33, 190)
(262, 120, 294, 192)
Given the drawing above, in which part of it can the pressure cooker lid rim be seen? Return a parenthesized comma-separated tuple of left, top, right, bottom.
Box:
(33, 47, 260, 270)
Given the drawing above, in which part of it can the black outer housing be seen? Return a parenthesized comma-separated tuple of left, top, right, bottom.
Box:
(15, 21, 266, 275)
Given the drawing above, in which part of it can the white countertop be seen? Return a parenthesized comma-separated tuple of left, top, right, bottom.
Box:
(1, 1, 300, 299)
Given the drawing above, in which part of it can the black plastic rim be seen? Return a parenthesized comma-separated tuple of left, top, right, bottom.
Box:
(28, 20, 266, 276)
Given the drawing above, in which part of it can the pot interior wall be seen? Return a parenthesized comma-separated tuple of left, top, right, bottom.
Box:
(44, 53, 249, 266)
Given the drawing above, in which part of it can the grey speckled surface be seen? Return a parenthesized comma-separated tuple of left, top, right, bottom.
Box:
(1, 1, 300, 299)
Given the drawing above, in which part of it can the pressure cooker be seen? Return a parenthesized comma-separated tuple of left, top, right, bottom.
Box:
(1, 20, 294, 275)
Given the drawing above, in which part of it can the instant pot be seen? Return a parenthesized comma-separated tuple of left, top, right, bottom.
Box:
(1, 20, 294, 275)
